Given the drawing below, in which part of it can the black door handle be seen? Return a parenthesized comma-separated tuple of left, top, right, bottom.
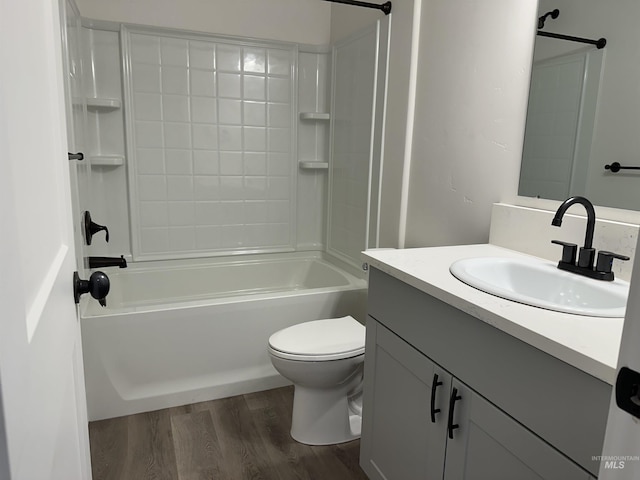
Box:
(447, 387, 462, 439)
(73, 271, 110, 307)
(430, 373, 443, 423)
(68, 152, 84, 161)
(616, 367, 640, 419)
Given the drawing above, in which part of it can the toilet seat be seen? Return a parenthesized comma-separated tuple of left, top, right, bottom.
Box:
(268, 316, 365, 362)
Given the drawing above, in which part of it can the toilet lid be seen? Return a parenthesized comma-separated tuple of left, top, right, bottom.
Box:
(268, 316, 365, 361)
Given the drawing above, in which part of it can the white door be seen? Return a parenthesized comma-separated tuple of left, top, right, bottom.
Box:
(0, 0, 92, 478)
(600, 234, 640, 478)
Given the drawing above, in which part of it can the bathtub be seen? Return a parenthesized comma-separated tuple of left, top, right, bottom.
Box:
(80, 252, 367, 420)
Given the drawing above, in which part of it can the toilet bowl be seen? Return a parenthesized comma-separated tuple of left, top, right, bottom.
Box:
(268, 316, 365, 446)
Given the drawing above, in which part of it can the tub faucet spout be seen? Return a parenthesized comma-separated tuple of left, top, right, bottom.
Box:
(88, 255, 128, 269)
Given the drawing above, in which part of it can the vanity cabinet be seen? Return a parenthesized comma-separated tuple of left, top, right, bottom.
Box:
(361, 320, 449, 479)
(360, 268, 609, 479)
(362, 320, 592, 480)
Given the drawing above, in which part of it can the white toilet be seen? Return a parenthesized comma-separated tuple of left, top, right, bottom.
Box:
(268, 315, 365, 445)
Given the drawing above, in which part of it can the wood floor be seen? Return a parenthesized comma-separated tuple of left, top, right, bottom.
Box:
(89, 386, 369, 480)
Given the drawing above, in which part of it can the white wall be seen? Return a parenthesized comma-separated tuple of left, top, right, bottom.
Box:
(76, 0, 331, 45)
(404, 0, 538, 247)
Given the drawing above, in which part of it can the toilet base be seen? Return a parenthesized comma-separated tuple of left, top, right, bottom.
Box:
(290, 384, 362, 445)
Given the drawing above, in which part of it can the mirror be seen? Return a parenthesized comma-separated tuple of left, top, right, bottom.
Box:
(518, 0, 640, 211)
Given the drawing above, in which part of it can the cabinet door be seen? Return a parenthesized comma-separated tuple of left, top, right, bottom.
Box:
(444, 380, 592, 480)
(361, 320, 450, 480)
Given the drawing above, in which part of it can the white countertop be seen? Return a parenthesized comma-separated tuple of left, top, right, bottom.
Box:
(362, 244, 624, 385)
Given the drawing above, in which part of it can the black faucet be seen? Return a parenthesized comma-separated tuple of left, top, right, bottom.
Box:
(551, 196, 629, 281)
(552, 196, 597, 268)
(88, 255, 127, 269)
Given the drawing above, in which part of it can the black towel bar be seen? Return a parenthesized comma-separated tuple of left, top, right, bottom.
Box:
(604, 162, 640, 173)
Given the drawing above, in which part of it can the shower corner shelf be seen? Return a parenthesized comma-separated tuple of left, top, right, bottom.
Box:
(86, 97, 122, 110)
(299, 112, 330, 121)
(90, 154, 125, 166)
(299, 161, 329, 170)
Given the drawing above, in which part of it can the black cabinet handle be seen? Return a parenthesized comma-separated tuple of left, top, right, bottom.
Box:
(68, 152, 84, 161)
(430, 373, 443, 423)
(447, 387, 462, 439)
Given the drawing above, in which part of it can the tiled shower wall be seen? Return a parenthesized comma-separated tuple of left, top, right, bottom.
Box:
(124, 30, 297, 260)
(83, 25, 330, 261)
(297, 50, 330, 251)
(83, 27, 130, 259)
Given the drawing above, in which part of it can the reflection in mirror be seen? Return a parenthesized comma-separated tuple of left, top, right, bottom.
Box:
(518, 0, 640, 211)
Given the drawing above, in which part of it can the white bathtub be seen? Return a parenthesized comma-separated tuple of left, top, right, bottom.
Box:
(81, 252, 367, 420)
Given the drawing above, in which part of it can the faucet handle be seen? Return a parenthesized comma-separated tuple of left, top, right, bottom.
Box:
(551, 240, 577, 264)
(83, 211, 109, 245)
(596, 251, 630, 275)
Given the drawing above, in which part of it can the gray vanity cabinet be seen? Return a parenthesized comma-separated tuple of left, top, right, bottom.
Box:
(360, 320, 450, 480)
(444, 379, 591, 480)
(361, 319, 591, 480)
(360, 268, 609, 479)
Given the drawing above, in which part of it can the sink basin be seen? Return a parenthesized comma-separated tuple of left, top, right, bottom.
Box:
(449, 256, 629, 317)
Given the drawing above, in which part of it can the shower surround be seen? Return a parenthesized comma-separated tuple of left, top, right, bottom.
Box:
(79, 20, 384, 419)
(83, 25, 331, 261)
